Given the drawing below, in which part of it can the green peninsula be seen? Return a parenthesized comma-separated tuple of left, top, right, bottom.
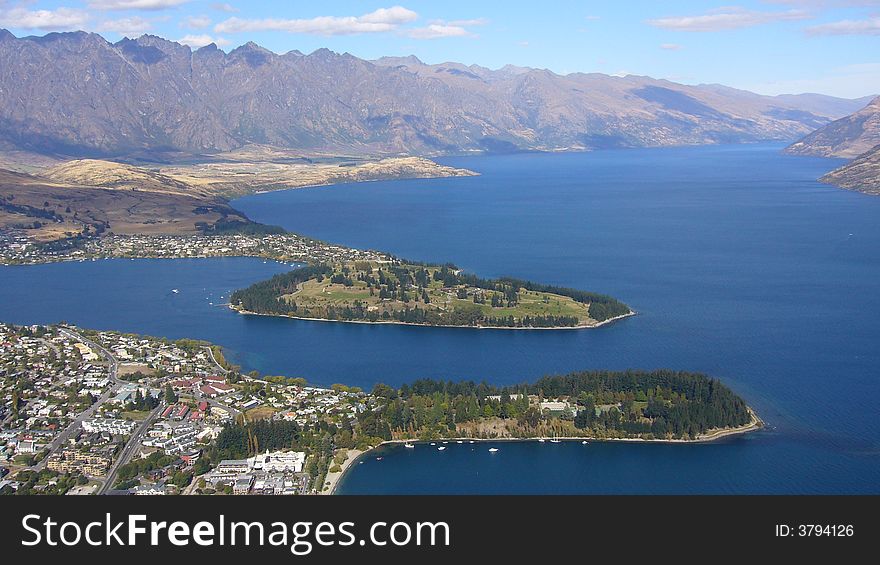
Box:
(361, 370, 760, 442)
(229, 261, 632, 329)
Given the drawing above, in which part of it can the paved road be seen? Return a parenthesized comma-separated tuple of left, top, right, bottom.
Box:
(199, 345, 241, 417)
(203, 345, 229, 375)
(98, 402, 164, 494)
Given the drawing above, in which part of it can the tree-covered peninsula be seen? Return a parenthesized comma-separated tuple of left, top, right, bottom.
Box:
(229, 261, 632, 328)
(359, 370, 757, 442)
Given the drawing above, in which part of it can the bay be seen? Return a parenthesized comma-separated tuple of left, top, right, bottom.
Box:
(2, 143, 878, 493)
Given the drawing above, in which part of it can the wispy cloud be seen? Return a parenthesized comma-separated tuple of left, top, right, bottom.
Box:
(210, 2, 237, 12)
(431, 18, 489, 27)
(98, 16, 155, 34)
(407, 24, 472, 39)
(806, 16, 880, 34)
(648, 7, 811, 32)
(660, 43, 683, 50)
(410, 17, 485, 39)
(214, 6, 418, 35)
(88, 0, 189, 10)
(0, 6, 89, 31)
(177, 33, 229, 47)
(182, 14, 212, 30)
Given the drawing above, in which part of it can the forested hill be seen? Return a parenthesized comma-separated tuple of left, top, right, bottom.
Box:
(361, 370, 754, 441)
(229, 262, 632, 328)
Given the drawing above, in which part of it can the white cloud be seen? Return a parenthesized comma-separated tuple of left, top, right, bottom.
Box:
(412, 17, 485, 39)
(177, 33, 229, 47)
(210, 2, 237, 12)
(214, 6, 418, 35)
(806, 16, 880, 34)
(88, 0, 189, 10)
(182, 14, 211, 29)
(660, 43, 683, 50)
(406, 24, 471, 39)
(358, 6, 418, 25)
(647, 7, 811, 32)
(0, 6, 89, 31)
(98, 16, 154, 34)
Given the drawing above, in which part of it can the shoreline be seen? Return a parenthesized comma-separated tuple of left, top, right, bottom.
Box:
(230, 304, 636, 331)
(330, 410, 763, 494)
(323, 449, 365, 495)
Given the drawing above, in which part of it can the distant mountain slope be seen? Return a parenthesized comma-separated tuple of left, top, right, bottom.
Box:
(0, 30, 870, 159)
(820, 145, 880, 195)
(0, 166, 247, 241)
(44, 159, 213, 197)
(785, 97, 880, 158)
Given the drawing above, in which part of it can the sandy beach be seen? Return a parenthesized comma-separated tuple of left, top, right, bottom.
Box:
(321, 449, 364, 495)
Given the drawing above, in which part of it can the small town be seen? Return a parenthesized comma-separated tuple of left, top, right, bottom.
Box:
(0, 230, 390, 266)
(0, 322, 370, 496)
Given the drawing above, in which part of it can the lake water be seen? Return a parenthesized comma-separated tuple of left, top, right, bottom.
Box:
(2, 144, 878, 493)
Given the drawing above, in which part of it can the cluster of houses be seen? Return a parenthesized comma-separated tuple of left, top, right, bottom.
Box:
(1, 230, 391, 266)
(2, 323, 373, 495)
(238, 385, 366, 428)
(82, 417, 137, 435)
(170, 375, 235, 398)
(1, 324, 116, 466)
(142, 401, 224, 456)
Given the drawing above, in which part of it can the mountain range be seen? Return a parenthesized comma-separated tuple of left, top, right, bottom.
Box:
(785, 96, 880, 158)
(0, 30, 873, 160)
(783, 96, 880, 195)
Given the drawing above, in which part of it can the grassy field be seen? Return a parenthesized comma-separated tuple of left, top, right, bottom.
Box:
(245, 406, 277, 421)
(276, 262, 598, 327)
(117, 363, 155, 376)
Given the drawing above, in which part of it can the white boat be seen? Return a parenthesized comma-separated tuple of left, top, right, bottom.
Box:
(171, 289, 179, 294)
(469, 440, 475, 444)
(550, 439, 562, 443)
(538, 439, 546, 443)
(442, 441, 448, 444)
(437, 446, 446, 451)
(488, 448, 499, 453)
(430, 442, 436, 446)
(404, 443, 415, 449)
(581, 440, 589, 445)
(456, 441, 463, 444)
(375, 457, 383, 461)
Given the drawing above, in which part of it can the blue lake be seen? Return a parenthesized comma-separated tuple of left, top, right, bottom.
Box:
(2, 144, 879, 493)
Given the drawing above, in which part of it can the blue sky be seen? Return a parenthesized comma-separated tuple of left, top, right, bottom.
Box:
(0, 1, 878, 98)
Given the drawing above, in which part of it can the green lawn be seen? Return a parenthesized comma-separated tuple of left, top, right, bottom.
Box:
(271, 261, 598, 326)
